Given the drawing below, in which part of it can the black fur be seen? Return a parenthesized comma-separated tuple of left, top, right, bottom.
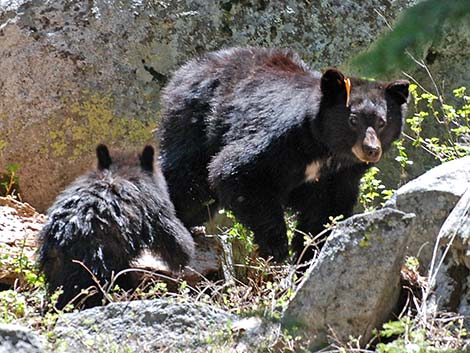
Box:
(37, 145, 195, 309)
(159, 47, 409, 262)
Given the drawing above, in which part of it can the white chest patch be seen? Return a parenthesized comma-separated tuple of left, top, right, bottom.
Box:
(305, 160, 322, 183)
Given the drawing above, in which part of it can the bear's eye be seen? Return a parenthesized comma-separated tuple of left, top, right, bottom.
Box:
(349, 114, 358, 127)
(377, 119, 386, 129)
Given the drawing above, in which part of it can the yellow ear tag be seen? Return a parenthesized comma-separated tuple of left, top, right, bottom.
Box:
(344, 77, 351, 107)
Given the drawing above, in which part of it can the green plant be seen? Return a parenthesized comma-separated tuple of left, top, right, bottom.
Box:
(358, 166, 394, 212)
(394, 139, 414, 172)
(406, 85, 470, 162)
(0, 290, 26, 323)
(222, 209, 256, 255)
(324, 214, 345, 229)
(0, 162, 20, 197)
(373, 314, 468, 353)
(0, 242, 44, 291)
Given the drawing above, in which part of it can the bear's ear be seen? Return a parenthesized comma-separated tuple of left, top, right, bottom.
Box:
(386, 80, 410, 105)
(96, 144, 112, 170)
(321, 68, 348, 105)
(140, 145, 154, 172)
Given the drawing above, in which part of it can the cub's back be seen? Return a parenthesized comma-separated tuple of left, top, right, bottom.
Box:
(42, 150, 159, 246)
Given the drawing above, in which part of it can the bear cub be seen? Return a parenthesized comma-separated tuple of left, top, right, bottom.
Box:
(159, 47, 409, 263)
(38, 144, 195, 309)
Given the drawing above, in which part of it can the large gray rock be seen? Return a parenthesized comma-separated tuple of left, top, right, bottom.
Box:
(0, 324, 46, 353)
(283, 208, 414, 349)
(0, 0, 415, 212)
(282, 157, 470, 349)
(428, 187, 470, 321)
(53, 298, 272, 352)
(1, 0, 469, 213)
(387, 156, 470, 270)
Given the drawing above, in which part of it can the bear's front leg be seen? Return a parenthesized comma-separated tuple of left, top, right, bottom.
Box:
(208, 141, 290, 262)
(289, 165, 366, 263)
(288, 181, 329, 262)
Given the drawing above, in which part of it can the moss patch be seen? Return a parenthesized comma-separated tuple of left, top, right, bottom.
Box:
(47, 93, 157, 159)
(0, 140, 6, 153)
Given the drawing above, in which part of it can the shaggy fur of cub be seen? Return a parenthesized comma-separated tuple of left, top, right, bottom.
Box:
(38, 144, 195, 309)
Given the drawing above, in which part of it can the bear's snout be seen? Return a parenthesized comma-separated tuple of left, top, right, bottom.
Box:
(352, 127, 383, 163)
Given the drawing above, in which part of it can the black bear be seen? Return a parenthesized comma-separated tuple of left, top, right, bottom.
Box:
(159, 47, 409, 262)
(37, 144, 195, 309)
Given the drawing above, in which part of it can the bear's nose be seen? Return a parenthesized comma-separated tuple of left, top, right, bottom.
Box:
(363, 144, 381, 161)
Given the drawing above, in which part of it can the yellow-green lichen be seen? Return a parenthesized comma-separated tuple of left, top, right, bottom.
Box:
(0, 113, 10, 155)
(358, 231, 373, 248)
(48, 93, 157, 159)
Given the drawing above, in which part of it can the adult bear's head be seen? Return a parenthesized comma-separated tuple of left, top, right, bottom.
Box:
(318, 68, 409, 164)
